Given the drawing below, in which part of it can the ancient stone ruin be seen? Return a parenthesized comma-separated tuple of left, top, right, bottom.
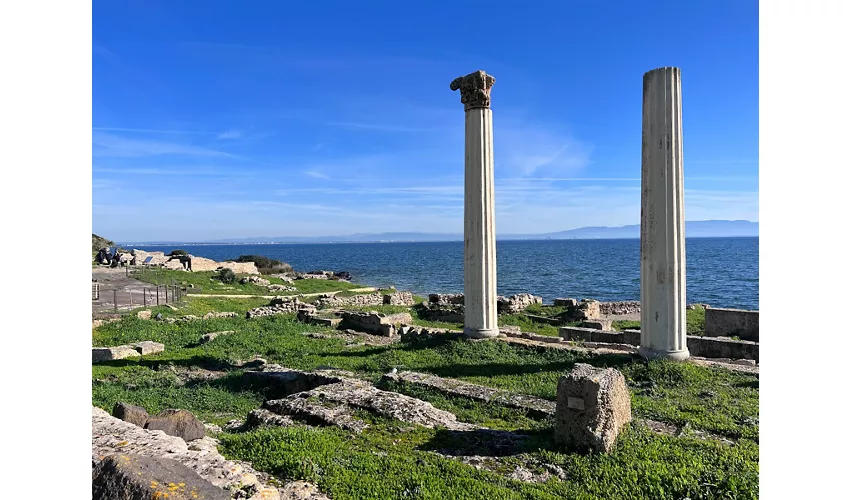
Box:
(554, 363, 632, 453)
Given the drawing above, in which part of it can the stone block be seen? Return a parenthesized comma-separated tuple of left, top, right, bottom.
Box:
(554, 298, 578, 307)
(705, 307, 759, 341)
(200, 330, 235, 343)
(132, 341, 165, 355)
(92, 346, 140, 363)
(112, 402, 149, 428)
(136, 310, 152, 320)
(554, 363, 632, 453)
(145, 409, 206, 442)
(92, 453, 229, 500)
(581, 319, 613, 330)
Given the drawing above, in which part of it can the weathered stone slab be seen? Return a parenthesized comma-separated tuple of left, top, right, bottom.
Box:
(705, 307, 759, 341)
(145, 409, 206, 442)
(339, 311, 413, 336)
(581, 319, 613, 331)
(246, 408, 297, 428)
(112, 402, 149, 428)
(200, 330, 235, 344)
(553, 298, 578, 307)
(554, 363, 632, 453)
(687, 335, 759, 362)
(264, 392, 369, 433)
(132, 341, 165, 355)
(262, 375, 475, 432)
(137, 310, 152, 320)
(92, 407, 289, 500)
(382, 370, 555, 417)
(559, 326, 641, 346)
(93, 345, 140, 363)
(92, 453, 229, 500)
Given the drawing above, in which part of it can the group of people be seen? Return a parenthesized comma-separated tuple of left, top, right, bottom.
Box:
(94, 248, 192, 271)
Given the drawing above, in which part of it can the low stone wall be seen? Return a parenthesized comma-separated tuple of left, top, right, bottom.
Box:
(559, 326, 759, 362)
(247, 297, 314, 319)
(416, 302, 464, 323)
(428, 293, 464, 305)
(339, 311, 413, 336)
(686, 335, 759, 362)
(315, 291, 414, 309)
(497, 293, 543, 314)
(598, 301, 641, 316)
(705, 307, 759, 341)
(559, 326, 641, 346)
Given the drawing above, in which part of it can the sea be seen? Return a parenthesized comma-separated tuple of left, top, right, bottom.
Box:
(129, 237, 759, 310)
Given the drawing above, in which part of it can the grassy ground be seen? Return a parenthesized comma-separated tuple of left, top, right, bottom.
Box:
(132, 268, 367, 295)
(92, 297, 757, 499)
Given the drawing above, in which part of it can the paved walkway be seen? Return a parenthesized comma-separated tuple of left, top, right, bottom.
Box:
(187, 287, 377, 299)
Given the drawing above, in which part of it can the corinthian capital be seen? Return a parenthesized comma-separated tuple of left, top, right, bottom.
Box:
(450, 70, 496, 111)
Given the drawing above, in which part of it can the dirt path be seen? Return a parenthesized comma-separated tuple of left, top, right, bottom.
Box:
(188, 287, 377, 299)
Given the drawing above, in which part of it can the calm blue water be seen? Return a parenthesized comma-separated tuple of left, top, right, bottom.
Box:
(131, 238, 759, 310)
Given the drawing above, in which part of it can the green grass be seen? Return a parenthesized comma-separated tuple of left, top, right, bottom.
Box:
(92, 302, 757, 498)
(218, 420, 758, 499)
(498, 314, 562, 337)
(610, 308, 707, 335)
(132, 268, 367, 296)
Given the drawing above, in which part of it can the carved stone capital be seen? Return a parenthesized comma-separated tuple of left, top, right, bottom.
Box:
(450, 70, 496, 111)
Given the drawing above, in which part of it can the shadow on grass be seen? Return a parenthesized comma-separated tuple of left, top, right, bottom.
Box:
(418, 427, 554, 457)
(417, 352, 635, 381)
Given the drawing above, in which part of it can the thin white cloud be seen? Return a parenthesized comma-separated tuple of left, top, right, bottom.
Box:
(92, 132, 240, 159)
(217, 129, 243, 139)
(304, 170, 330, 179)
(92, 127, 210, 135)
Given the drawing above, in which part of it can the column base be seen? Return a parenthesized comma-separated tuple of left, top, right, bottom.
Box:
(638, 346, 690, 361)
(463, 327, 501, 339)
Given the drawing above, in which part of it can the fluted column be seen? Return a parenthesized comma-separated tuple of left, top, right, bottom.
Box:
(451, 70, 499, 339)
(639, 67, 689, 361)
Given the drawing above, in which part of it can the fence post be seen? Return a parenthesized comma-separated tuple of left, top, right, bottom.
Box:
(143, 288, 147, 307)
(156, 286, 160, 306)
(129, 291, 132, 306)
(165, 285, 168, 303)
(113, 290, 117, 312)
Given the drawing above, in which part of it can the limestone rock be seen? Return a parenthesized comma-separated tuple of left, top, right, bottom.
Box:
(112, 402, 149, 428)
(92, 453, 229, 500)
(145, 409, 205, 442)
(93, 346, 140, 363)
(137, 310, 152, 320)
(200, 331, 235, 344)
(554, 298, 578, 307)
(497, 293, 543, 314)
(580, 319, 613, 331)
(132, 341, 165, 355)
(92, 407, 286, 500)
(554, 363, 632, 453)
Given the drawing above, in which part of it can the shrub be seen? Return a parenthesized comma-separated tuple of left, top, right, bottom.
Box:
(217, 268, 237, 284)
(169, 249, 188, 256)
(234, 255, 294, 275)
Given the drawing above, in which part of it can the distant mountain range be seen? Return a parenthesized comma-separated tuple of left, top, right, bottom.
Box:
(120, 220, 758, 246)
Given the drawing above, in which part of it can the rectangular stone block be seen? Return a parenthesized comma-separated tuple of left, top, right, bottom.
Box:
(705, 307, 759, 341)
(92, 346, 140, 363)
(687, 335, 759, 362)
(554, 298, 578, 307)
(132, 341, 165, 355)
(555, 363, 632, 453)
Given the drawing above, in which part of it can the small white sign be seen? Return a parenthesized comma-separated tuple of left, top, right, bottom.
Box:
(567, 397, 585, 410)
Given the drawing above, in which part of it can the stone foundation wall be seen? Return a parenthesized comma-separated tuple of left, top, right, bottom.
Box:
(558, 326, 759, 362)
(705, 307, 759, 341)
(497, 293, 543, 314)
(598, 301, 641, 316)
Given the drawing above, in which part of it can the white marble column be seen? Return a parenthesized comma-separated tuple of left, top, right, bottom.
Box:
(639, 67, 689, 361)
(451, 70, 499, 339)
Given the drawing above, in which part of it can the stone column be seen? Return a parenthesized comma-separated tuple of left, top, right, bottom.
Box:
(451, 70, 499, 339)
(639, 67, 689, 361)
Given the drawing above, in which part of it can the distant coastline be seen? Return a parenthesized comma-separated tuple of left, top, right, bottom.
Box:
(115, 220, 758, 247)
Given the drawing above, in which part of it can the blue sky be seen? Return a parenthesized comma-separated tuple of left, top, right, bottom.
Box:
(92, 0, 758, 242)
